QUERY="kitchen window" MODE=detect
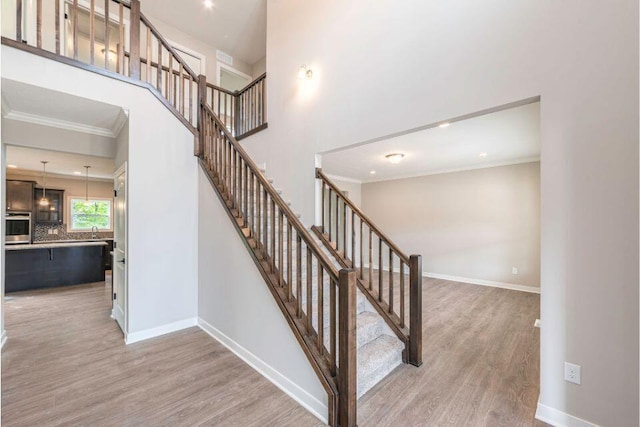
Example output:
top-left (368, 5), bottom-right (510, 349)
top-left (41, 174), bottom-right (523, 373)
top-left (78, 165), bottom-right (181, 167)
top-left (68, 197), bottom-right (113, 231)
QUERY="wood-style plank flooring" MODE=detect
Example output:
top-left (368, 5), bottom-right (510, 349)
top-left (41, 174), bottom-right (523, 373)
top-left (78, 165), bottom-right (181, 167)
top-left (1, 280), bottom-right (322, 427)
top-left (2, 276), bottom-right (545, 426)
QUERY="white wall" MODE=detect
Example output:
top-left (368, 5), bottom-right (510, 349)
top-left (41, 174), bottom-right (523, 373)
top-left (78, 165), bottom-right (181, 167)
top-left (241, 1), bottom-right (639, 425)
top-left (362, 162), bottom-right (540, 289)
top-left (143, 14), bottom-right (254, 83)
top-left (115, 119), bottom-right (129, 170)
top-left (197, 167), bottom-right (327, 422)
top-left (1, 119), bottom-right (116, 158)
top-left (2, 45), bottom-right (199, 338)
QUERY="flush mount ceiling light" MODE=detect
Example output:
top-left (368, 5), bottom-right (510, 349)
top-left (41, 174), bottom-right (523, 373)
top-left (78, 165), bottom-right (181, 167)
top-left (385, 153), bottom-right (405, 164)
top-left (479, 152), bottom-right (488, 158)
top-left (39, 161), bottom-right (49, 207)
top-left (203, 0), bottom-right (214, 9)
top-left (370, 170), bottom-right (376, 175)
top-left (298, 64), bottom-right (313, 80)
top-left (7, 164), bottom-right (17, 169)
top-left (73, 171), bottom-right (82, 175)
top-left (438, 122), bottom-right (450, 128)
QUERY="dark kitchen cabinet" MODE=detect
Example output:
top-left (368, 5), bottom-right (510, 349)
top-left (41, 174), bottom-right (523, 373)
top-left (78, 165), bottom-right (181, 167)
top-left (34, 188), bottom-right (64, 223)
top-left (6, 180), bottom-right (34, 212)
top-left (103, 240), bottom-right (114, 271)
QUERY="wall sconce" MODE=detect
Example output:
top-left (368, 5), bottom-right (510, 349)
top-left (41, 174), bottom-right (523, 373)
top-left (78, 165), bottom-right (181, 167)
top-left (298, 64), bottom-right (313, 80)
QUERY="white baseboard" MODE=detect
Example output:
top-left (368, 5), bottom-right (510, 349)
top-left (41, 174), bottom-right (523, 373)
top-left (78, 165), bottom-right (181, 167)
top-left (1, 330), bottom-right (7, 349)
top-left (125, 317), bottom-right (197, 345)
top-left (197, 317), bottom-right (328, 424)
top-left (535, 402), bottom-right (599, 427)
top-left (424, 272), bottom-right (540, 294)
top-left (363, 263), bottom-right (540, 294)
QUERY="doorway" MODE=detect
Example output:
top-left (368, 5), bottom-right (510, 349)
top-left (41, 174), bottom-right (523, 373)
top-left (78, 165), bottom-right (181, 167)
top-left (112, 163), bottom-right (127, 333)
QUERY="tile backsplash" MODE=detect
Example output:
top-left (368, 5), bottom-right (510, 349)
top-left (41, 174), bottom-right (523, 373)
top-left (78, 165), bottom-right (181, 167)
top-left (34, 223), bottom-right (114, 242)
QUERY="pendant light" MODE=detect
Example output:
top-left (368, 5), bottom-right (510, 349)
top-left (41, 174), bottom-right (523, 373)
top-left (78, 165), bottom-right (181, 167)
top-left (83, 166), bottom-right (92, 206)
top-left (39, 161), bottom-right (49, 207)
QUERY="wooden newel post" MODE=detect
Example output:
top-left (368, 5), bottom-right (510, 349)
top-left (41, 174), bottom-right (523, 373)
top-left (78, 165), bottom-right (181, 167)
top-left (196, 74), bottom-right (207, 157)
top-left (338, 268), bottom-right (357, 427)
top-left (409, 254), bottom-right (423, 367)
top-left (129, 0), bottom-right (141, 79)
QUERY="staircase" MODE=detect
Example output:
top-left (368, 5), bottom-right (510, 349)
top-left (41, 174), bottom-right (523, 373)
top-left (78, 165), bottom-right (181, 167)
top-left (2, 1), bottom-right (422, 424)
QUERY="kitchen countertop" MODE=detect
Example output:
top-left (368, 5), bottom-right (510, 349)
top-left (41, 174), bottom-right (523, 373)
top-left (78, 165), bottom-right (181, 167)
top-left (6, 241), bottom-right (109, 251)
top-left (32, 238), bottom-right (114, 244)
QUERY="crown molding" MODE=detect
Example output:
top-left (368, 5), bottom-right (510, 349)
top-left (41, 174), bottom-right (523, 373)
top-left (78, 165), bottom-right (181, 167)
top-left (7, 168), bottom-right (114, 182)
top-left (3, 110), bottom-right (118, 138)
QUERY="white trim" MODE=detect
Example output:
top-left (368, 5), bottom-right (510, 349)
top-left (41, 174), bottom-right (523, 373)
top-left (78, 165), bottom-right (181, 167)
top-left (361, 157), bottom-right (541, 184)
top-left (363, 263), bottom-right (540, 294)
top-left (216, 62), bottom-right (252, 88)
top-left (325, 174), bottom-right (363, 184)
top-left (535, 402), bottom-right (600, 427)
top-left (424, 271), bottom-right (541, 294)
top-left (125, 317), bottom-right (197, 345)
top-left (4, 111), bottom-right (118, 138)
top-left (198, 318), bottom-right (328, 424)
top-left (1, 330), bottom-right (7, 349)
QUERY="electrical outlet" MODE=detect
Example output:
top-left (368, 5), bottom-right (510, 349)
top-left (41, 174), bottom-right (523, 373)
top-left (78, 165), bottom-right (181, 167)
top-left (564, 362), bottom-right (581, 384)
top-left (512, 267), bottom-right (519, 275)
top-left (53, 229), bottom-right (59, 235)
top-left (47, 229), bottom-right (53, 235)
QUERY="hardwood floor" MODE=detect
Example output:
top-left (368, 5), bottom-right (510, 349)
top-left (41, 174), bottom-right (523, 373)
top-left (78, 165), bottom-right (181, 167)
top-left (2, 276), bottom-right (545, 426)
top-left (358, 277), bottom-right (546, 427)
top-left (1, 281), bottom-right (322, 427)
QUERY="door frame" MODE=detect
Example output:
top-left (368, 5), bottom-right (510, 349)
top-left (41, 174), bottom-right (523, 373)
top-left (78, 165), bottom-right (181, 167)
top-left (169, 39), bottom-right (206, 75)
top-left (216, 62), bottom-right (252, 88)
top-left (112, 162), bottom-right (128, 336)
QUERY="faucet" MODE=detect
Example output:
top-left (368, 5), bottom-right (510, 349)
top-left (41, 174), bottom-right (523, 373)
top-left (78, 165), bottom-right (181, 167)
top-left (91, 226), bottom-right (99, 239)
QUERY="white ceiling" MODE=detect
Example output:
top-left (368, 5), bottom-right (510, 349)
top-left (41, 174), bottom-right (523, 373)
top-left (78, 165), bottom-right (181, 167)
top-left (1, 79), bottom-right (126, 137)
top-left (322, 102), bottom-right (540, 183)
top-left (141, 0), bottom-right (266, 66)
top-left (6, 146), bottom-right (115, 180)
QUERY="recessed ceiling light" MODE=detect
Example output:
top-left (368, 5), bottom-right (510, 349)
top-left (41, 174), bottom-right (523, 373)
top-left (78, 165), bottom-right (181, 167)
top-left (438, 122), bottom-right (450, 128)
top-left (370, 170), bottom-right (376, 175)
top-left (203, 0), bottom-right (214, 9)
top-left (7, 164), bottom-right (17, 169)
top-left (385, 153), bottom-right (405, 164)
top-left (479, 152), bottom-right (487, 158)
top-left (73, 171), bottom-right (82, 175)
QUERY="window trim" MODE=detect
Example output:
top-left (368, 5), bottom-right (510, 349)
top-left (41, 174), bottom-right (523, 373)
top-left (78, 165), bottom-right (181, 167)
top-left (66, 195), bottom-right (114, 233)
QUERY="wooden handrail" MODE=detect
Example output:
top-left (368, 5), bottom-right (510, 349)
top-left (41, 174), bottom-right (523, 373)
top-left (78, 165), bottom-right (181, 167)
top-left (139, 14), bottom-right (198, 80)
top-left (200, 102), bottom-right (357, 426)
top-left (317, 168), bottom-right (410, 263)
top-left (206, 82), bottom-right (236, 97)
top-left (236, 72), bottom-right (266, 96)
top-left (202, 103), bottom-right (338, 281)
top-left (316, 168), bottom-right (423, 367)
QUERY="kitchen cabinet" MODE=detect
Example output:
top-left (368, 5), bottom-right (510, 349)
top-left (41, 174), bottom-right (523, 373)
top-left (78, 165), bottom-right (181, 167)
top-left (5, 242), bottom-right (107, 292)
top-left (34, 188), bottom-right (64, 223)
top-left (6, 180), bottom-right (34, 212)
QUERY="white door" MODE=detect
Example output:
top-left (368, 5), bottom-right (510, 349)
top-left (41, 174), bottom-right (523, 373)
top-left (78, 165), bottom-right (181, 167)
top-left (112, 164), bottom-right (127, 333)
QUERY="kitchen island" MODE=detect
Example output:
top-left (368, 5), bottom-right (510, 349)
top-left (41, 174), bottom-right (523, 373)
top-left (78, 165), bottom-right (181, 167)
top-left (6, 241), bottom-right (108, 293)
